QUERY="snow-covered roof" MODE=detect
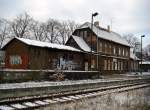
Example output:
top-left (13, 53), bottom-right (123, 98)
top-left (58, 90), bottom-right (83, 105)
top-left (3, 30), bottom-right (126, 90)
top-left (3, 37), bottom-right (81, 52)
top-left (78, 22), bottom-right (130, 46)
top-left (139, 61), bottom-right (150, 64)
top-left (71, 35), bottom-right (91, 52)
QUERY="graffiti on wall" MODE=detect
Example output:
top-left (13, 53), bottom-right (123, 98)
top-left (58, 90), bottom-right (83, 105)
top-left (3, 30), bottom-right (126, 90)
top-left (0, 51), bottom-right (5, 63)
top-left (6, 54), bottom-right (28, 69)
top-left (52, 54), bottom-right (80, 70)
top-left (10, 55), bottom-right (22, 65)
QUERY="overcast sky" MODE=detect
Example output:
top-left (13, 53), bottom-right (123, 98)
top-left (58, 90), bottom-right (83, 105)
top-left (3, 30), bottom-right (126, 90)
top-left (0, 0), bottom-right (149, 47)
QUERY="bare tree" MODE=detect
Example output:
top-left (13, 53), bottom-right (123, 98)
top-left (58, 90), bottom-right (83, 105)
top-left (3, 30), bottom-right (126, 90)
top-left (44, 19), bottom-right (61, 43)
top-left (58, 22), bottom-right (68, 44)
top-left (58, 20), bottom-right (79, 44)
top-left (0, 18), bottom-right (10, 48)
top-left (10, 12), bottom-right (33, 38)
top-left (30, 20), bottom-right (46, 41)
top-left (2, 12), bottom-right (79, 45)
top-left (66, 20), bottom-right (79, 39)
top-left (123, 33), bottom-right (139, 48)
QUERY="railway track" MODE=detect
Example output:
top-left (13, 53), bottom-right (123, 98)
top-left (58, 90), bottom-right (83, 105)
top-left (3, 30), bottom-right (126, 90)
top-left (0, 78), bottom-right (150, 110)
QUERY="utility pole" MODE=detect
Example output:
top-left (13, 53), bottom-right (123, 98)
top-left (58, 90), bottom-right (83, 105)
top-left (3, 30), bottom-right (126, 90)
top-left (140, 35), bottom-right (145, 74)
top-left (90, 12), bottom-right (98, 70)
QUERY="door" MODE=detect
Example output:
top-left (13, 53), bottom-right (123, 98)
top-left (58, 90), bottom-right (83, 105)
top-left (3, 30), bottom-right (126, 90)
top-left (85, 62), bottom-right (88, 71)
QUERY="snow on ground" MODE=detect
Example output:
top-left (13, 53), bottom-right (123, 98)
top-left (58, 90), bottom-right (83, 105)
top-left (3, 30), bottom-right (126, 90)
top-left (1, 69), bottom-right (54, 72)
top-left (0, 72), bottom-right (149, 90)
top-left (0, 78), bottom-right (129, 90)
top-left (0, 79), bottom-right (105, 90)
top-left (1, 69), bottom-right (99, 72)
top-left (0, 105), bottom-right (14, 110)
top-left (125, 72), bottom-right (150, 76)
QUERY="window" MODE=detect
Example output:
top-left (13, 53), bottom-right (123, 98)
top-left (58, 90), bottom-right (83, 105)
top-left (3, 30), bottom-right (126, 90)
top-left (112, 61), bottom-right (114, 70)
top-left (123, 49), bottom-right (125, 56)
top-left (126, 49), bottom-right (129, 57)
top-left (99, 41), bottom-right (102, 52)
top-left (91, 59), bottom-right (95, 69)
top-left (119, 61), bottom-right (121, 70)
top-left (80, 31), bottom-right (84, 37)
top-left (108, 60), bottom-right (110, 70)
top-left (118, 61), bottom-right (122, 70)
top-left (113, 58), bottom-right (117, 70)
top-left (76, 30), bottom-right (80, 36)
top-left (109, 44), bottom-right (111, 54)
top-left (113, 46), bottom-right (116, 55)
top-left (105, 43), bottom-right (107, 53)
top-left (84, 31), bottom-right (87, 39)
top-left (119, 48), bottom-right (121, 56)
top-left (104, 60), bottom-right (107, 70)
top-left (115, 62), bottom-right (117, 70)
top-left (121, 61), bottom-right (123, 70)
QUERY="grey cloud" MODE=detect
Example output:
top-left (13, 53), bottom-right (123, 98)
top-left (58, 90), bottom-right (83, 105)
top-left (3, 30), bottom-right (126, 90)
top-left (0, 0), bottom-right (149, 46)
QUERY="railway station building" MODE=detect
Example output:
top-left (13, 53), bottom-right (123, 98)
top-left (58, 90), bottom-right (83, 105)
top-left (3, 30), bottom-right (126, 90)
top-left (2, 22), bottom-right (139, 74)
top-left (66, 22), bottom-right (133, 74)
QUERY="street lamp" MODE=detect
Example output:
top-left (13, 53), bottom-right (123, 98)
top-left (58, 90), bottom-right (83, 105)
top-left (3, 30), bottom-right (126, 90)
top-left (90, 12), bottom-right (98, 70)
top-left (140, 35), bottom-right (145, 74)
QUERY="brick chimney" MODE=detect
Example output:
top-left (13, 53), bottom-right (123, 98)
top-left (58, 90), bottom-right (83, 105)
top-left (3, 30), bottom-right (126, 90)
top-left (94, 21), bottom-right (99, 27)
top-left (107, 25), bottom-right (111, 32)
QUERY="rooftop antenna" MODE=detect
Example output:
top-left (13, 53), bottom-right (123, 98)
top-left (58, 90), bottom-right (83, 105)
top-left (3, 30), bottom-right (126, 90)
top-left (110, 18), bottom-right (113, 30)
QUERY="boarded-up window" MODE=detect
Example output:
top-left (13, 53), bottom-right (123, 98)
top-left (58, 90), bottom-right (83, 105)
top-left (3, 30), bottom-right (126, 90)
top-left (10, 55), bottom-right (22, 65)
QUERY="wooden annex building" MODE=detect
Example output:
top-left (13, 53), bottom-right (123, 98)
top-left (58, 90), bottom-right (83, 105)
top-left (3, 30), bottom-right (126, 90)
top-left (2, 22), bottom-right (139, 74)
top-left (2, 37), bottom-right (84, 70)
